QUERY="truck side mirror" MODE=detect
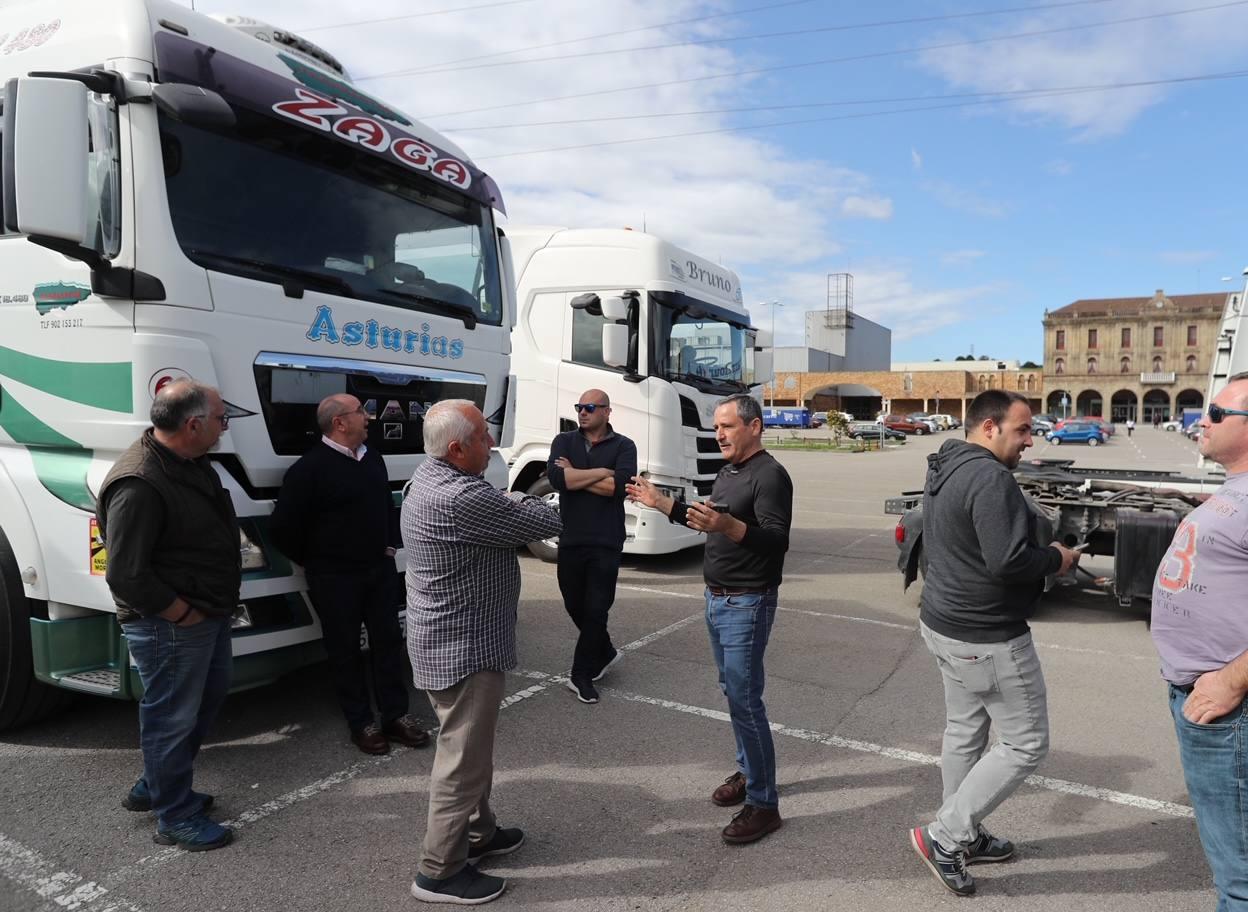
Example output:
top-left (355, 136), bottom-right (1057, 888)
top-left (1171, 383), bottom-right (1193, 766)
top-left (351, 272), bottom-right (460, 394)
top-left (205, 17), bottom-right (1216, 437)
top-left (602, 324), bottom-right (629, 369)
top-left (3, 77), bottom-right (89, 242)
top-left (600, 295), bottom-right (629, 322)
top-left (755, 349), bottom-right (774, 386)
top-left (151, 83), bottom-right (236, 130)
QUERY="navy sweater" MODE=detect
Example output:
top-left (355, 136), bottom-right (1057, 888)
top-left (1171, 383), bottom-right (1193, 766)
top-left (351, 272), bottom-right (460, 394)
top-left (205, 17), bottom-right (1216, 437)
top-left (546, 428), bottom-right (638, 550)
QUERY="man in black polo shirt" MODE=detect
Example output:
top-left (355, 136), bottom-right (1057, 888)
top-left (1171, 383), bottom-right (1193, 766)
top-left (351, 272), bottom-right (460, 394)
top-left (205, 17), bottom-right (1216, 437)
top-left (627, 393), bottom-right (792, 845)
top-left (547, 389), bottom-right (638, 705)
top-left (270, 393), bottom-right (429, 755)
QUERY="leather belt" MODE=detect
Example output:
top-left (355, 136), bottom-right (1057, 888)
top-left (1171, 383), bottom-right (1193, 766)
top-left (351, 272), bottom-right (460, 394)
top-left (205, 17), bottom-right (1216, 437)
top-left (706, 586), bottom-right (768, 596)
top-left (1172, 681), bottom-right (1196, 695)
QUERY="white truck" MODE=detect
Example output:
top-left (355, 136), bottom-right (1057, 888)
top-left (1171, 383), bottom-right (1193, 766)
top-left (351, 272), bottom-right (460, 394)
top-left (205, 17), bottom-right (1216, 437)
top-left (502, 227), bottom-right (770, 559)
top-left (0, 0), bottom-right (514, 729)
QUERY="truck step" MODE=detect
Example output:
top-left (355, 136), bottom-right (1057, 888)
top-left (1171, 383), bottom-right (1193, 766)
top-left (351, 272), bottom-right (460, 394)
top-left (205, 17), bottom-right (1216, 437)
top-left (57, 668), bottom-right (122, 695)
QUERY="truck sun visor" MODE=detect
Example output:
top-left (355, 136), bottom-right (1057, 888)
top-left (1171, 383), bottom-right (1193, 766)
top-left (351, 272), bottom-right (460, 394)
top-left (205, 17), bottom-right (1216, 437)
top-left (152, 31), bottom-right (505, 214)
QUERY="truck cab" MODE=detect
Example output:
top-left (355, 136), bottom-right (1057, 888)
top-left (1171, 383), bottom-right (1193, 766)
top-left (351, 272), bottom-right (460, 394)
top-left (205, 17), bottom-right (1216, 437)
top-left (503, 227), bottom-right (769, 558)
top-left (0, 0), bottom-right (511, 728)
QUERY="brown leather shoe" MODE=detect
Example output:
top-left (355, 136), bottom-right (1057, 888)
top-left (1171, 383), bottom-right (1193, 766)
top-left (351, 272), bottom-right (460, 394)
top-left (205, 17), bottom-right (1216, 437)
top-left (351, 722), bottom-right (390, 755)
top-left (383, 714), bottom-right (431, 749)
top-left (711, 771), bottom-right (746, 807)
top-left (721, 805), bottom-right (782, 845)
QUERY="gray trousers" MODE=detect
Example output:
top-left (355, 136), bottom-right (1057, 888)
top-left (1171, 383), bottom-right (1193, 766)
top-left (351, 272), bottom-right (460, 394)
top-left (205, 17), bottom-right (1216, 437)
top-left (419, 670), bottom-right (504, 880)
top-left (920, 621), bottom-right (1050, 848)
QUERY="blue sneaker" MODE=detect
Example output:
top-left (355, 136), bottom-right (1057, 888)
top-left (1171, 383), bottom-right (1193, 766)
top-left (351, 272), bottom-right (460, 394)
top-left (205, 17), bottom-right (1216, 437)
top-left (909, 825), bottom-right (974, 896)
top-left (153, 813), bottom-right (233, 852)
top-left (122, 778), bottom-right (213, 815)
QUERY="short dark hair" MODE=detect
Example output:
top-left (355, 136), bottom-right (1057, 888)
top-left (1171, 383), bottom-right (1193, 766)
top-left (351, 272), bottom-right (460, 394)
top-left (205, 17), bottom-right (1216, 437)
top-left (1227, 372), bottom-right (1248, 408)
top-left (150, 380), bottom-right (213, 431)
top-left (965, 390), bottom-right (1030, 431)
top-left (718, 393), bottom-right (763, 427)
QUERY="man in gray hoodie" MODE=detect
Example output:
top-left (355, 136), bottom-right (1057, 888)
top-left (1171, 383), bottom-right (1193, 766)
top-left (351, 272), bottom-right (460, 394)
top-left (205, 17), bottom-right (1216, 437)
top-left (908, 389), bottom-right (1080, 897)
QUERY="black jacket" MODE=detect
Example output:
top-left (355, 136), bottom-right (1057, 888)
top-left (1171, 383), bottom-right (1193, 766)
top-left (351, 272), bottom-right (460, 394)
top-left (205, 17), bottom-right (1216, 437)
top-left (918, 439), bottom-right (1061, 643)
top-left (96, 431), bottom-right (241, 623)
top-left (547, 427), bottom-right (637, 550)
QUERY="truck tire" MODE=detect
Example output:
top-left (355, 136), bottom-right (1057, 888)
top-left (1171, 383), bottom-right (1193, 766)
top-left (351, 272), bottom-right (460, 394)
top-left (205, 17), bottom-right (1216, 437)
top-left (0, 527), bottom-right (72, 731)
top-left (524, 477), bottom-right (560, 563)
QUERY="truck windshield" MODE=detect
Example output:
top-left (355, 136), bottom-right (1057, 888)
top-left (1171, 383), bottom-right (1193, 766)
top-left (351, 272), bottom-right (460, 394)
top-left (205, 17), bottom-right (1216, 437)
top-left (158, 108), bottom-right (503, 326)
top-left (650, 296), bottom-right (755, 392)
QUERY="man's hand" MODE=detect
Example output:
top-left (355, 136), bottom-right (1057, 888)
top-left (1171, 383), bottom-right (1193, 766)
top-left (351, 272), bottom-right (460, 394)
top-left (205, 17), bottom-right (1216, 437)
top-left (1184, 669), bottom-right (1248, 724)
top-left (1051, 542), bottom-right (1081, 576)
top-left (159, 596), bottom-right (203, 627)
top-left (554, 456), bottom-right (572, 469)
top-left (626, 475), bottom-right (675, 516)
top-left (686, 501), bottom-right (734, 535)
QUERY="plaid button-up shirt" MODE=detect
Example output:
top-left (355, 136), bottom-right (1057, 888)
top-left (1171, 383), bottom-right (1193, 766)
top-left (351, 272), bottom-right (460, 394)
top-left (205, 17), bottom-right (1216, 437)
top-left (401, 456), bottom-right (562, 691)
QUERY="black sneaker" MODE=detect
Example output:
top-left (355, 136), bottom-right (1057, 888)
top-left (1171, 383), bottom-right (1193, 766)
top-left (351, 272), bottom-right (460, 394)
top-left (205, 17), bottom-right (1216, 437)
top-left (566, 677), bottom-right (599, 704)
top-left (592, 648), bottom-right (623, 682)
top-left (411, 865), bottom-right (506, 905)
top-left (909, 825), bottom-right (975, 896)
top-left (965, 825), bottom-right (1014, 864)
top-left (468, 827), bottom-right (525, 863)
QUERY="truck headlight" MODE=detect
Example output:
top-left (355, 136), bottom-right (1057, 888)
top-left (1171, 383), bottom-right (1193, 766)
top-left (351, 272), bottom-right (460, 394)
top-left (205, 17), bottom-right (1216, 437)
top-left (239, 524), bottom-right (268, 571)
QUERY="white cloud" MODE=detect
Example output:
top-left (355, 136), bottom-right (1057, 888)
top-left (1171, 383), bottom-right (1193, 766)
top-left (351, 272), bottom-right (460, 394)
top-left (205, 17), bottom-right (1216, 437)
top-left (911, 147), bottom-right (923, 170)
top-left (917, 1), bottom-right (1248, 139)
top-left (841, 195), bottom-right (894, 220)
top-left (941, 249), bottom-right (986, 266)
top-left (922, 180), bottom-right (1007, 218)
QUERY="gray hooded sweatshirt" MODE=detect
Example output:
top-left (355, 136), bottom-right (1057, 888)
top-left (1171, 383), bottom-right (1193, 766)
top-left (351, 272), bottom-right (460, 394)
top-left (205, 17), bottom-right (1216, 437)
top-left (919, 438), bottom-right (1061, 643)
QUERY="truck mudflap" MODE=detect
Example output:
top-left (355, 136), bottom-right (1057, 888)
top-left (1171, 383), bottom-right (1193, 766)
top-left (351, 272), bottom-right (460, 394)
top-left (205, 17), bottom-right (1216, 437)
top-left (1112, 508), bottom-right (1182, 607)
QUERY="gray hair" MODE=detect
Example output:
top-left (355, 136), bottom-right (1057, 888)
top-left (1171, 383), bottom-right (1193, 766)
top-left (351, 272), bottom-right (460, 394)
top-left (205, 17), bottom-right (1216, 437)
top-left (316, 395), bottom-right (358, 434)
top-left (717, 393), bottom-right (763, 427)
top-left (423, 399), bottom-right (479, 459)
top-left (150, 380), bottom-right (214, 431)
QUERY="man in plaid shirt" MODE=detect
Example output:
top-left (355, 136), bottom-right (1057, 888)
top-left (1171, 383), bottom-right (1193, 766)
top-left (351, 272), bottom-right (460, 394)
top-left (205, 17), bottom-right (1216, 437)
top-left (402, 400), bottom-right (561, 906)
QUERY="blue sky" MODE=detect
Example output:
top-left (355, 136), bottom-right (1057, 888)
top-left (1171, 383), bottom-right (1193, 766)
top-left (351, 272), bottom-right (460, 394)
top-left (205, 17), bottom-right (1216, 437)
top-left (192, 0), bottom-right (1248, 363)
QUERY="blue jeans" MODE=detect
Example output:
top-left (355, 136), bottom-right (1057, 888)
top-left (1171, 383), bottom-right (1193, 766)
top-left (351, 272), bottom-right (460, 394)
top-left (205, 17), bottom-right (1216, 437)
top-left (1170, 684), bottom-right (1248, 911)
top-left (122, 615), bottom-right (232, 829)
top-left (705, 587), bottom-right (779, 810)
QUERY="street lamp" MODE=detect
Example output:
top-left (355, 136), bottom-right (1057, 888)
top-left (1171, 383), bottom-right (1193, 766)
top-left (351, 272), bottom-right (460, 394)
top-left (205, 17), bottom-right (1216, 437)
top-left (758, 299), bottom-right (783, 406)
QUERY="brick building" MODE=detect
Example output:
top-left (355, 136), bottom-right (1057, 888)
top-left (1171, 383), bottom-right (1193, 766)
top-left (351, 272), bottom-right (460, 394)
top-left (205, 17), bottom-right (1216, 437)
top-left (1042, 289), bottom-right (1223, 422)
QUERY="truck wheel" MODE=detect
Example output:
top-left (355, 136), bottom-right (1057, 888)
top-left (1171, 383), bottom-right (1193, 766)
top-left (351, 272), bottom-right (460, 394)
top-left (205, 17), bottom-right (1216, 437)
top-left (1088, 437), bottom-right (1100, 447)
top-left (524, 477), bottom-right (560, 562)
top-left (0, 528), bottom-right (72, 731)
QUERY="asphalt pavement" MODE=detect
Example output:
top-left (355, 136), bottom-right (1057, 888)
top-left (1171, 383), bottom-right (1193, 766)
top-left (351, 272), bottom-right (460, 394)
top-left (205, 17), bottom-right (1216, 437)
top-left (0, 426), bottom-right (1218, 911)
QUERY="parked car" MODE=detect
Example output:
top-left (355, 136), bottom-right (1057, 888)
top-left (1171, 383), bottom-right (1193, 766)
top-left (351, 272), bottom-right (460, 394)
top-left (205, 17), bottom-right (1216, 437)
top-left (849, 421), bottom-right (905, 440)
top-left (907, 413), bottom-right (940, 433)
top-left (1055, 416), bottom-right (1114, 436)
top-left (1047, 421), bottom-right (1106, 446)
top-left (809, 413), bottom-right (826, 428)
top-left (1031, 417), bottom-right (1054, 437)
top-left (929, 414), bottom-right (960, 430)
top-left (1185, 423), bottom-right (1203, 441)
top-left (880, 415), bottom-right (929, 435)
top-left (1161, 418), bottom-right (1183, 431)
top-left (1034, 413), bottom-right (1058, 425)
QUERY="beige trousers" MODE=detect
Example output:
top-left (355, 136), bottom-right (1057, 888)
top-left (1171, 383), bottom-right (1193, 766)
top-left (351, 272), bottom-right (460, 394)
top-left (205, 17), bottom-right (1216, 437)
top-left (418, 669), bottom-right (504, 880)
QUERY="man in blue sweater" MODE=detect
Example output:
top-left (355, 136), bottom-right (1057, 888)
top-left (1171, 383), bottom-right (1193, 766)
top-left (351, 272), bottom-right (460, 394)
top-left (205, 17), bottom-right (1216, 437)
top-left (547, 389), bottom-right (638, 705)
top-left (271, 394), bottom-right (429, 755)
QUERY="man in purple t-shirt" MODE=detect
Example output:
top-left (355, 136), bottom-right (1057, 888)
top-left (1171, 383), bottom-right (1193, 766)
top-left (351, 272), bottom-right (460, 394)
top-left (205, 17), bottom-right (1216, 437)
top-left (1151, 371), bottom-right (1248, 910)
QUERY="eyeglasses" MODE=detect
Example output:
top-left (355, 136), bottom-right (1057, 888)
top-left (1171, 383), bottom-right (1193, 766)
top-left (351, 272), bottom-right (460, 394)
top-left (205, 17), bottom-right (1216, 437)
top-left (573, 403), bottom-right (609, 414)
top-left (199, 413), bottom-right (229, 429)
top-left (1208, 403), bottom-right (1248, 423)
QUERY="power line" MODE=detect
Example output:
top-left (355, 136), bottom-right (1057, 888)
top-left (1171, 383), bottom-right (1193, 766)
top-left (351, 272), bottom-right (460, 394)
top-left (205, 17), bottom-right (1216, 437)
top-left (473, 70), bottom-right (1248, 160)
top-left (356, 0), bottom-right (823, 78)
top-left (364, 0), bottom-right (1126, 80)
top-left (441, 69), bottom-right (1248, 132)
top-left (422, 0), bottom-right (1248, 121)
top-left (296, 0), bottom-right (539, 33)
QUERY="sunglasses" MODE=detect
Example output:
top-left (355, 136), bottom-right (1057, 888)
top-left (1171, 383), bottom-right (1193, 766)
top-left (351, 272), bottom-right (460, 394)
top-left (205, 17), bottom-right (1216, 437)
top-left (1208, 404), bottom-right (1248, 424)
top-left (573, 403), bottom-right (609, 414)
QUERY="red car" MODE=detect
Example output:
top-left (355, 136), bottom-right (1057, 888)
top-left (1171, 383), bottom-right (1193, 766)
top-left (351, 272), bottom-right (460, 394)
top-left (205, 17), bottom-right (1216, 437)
top-left (879, 415), bottom-right (929, 435)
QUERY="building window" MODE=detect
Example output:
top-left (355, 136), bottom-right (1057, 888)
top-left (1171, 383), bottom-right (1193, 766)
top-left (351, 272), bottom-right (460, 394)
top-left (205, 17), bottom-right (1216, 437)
top-left (1120, 356), bottom-right (1131, 373)
top-left (1153, 355), bottom-right (1163, 372)
top-left (1017, 374), bottom-right (1026, 390)
top-left (903, 372), bottom-right (913, 392)
top-left (1121, 327), bottom-right (1131, 348)
top-left (1087, 357), bottom-right (1097, 374)
top-left (1154, 325), bottom-right (1164, 347)
top-left (1027, 374), bottom-right (1036, 391)
top-left (1055, 329), bottom-right (1065, 350)
top-left (1187, 325), bottom-right (1197, 347)
top-left (1054, 358), bottom-right (1065, 375)
top-left (1186, 354), bottom-right (1197, 372)
top-left (1088, 328), bottom-right (1098, 349)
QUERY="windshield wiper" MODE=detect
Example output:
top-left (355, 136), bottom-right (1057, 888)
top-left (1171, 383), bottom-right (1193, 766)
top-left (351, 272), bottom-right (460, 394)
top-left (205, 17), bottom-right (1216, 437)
top-left (374, 288), bottom-right (478, 330)
top-left (189, 251), bottom-right (357, 299)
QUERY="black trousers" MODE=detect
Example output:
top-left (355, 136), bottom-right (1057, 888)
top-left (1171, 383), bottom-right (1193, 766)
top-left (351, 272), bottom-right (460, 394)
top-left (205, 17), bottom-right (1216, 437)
top-left (557, 545), bottom-right (621, 680)
top-left (306, 563), bottom-right (409, 733)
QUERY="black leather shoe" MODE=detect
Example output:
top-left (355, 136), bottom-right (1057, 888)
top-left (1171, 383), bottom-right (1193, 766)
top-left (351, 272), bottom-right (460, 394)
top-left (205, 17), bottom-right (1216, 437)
top-left (383, 715), bottom-right (431, 748)
top-left (351, 722), bottom-right (390, 755)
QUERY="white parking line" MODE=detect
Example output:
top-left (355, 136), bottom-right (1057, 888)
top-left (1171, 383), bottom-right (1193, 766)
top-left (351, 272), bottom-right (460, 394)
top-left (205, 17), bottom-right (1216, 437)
top-left (0, 833), bottom-right (142, 912)
top-left (514, 673), bottom-right (1194, 820)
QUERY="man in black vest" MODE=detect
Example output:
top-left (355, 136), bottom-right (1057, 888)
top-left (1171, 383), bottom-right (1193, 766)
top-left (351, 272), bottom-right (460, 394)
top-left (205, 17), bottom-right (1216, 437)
top-left (270, 394), bottom-right (429, 755)
top-left (547, 389), bottom-right (638, 705)
top-left (97, 380), bottom-right (239, 852)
